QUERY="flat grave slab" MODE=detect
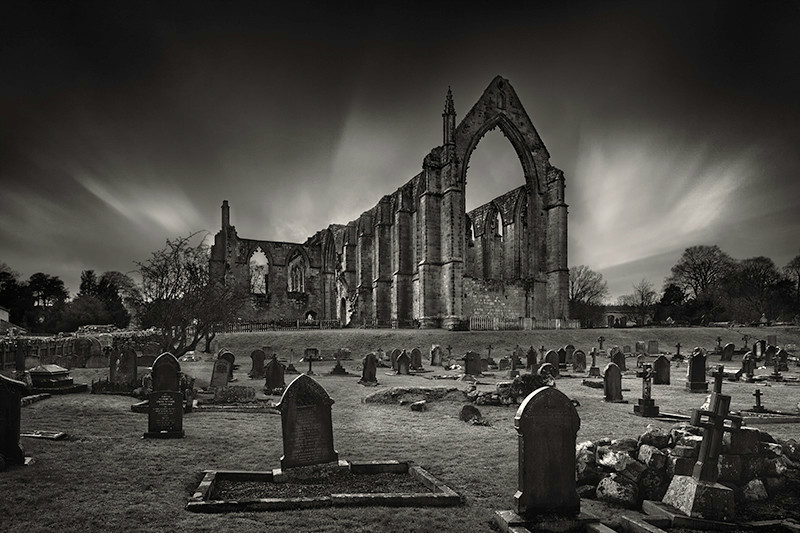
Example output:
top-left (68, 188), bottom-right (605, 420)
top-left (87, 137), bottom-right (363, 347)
top-left (20, 430), bottom-right (66, 440)
top-left (186, 460), bottom-right (460, 513)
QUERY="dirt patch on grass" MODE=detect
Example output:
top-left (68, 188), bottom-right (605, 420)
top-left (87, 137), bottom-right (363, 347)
top-left (212, 470), bottom-right (431, 499)
top-left (363, 387), bottom-right (466, 404)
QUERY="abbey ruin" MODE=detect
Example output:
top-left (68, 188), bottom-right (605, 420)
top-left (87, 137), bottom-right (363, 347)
top-left (210, 76), bottom-right (569, 330)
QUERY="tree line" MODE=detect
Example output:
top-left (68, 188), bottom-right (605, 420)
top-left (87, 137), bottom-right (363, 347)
top-left (570, 245), bottom-right (800, 326)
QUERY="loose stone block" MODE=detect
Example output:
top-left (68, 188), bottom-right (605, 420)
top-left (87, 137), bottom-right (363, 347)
top-left (662, 475), bottom-right (735, 521)
top-left (638, 444), bottom-right (667, 470)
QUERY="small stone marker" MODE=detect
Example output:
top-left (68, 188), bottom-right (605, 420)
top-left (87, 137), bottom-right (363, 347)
top-left (634, 363), bottom-right (659, 417)
top-left (462, 351), bottom-right (482, 376)
top-left (647, 340), bottom-right (659, 354)
top-left (636, 354), bottom-right (645, 368)
top-left (410, 348), bottom-right (423, 370)
top-left (752, 388), bottom-right (765, 412)
top-left (597, 336), bottom-right (605, 350)
top-left (249, 349), bottom-right (267, 379)
top-left (498, 357), bottom-right (511, 371)
top-left (635, 341), bottom-right (646, 354)
top-left (359, 353), bottom-right (378, 386)
top-left (304, 348), bottom-right (318, 375)
top-left (611, 350), bottom-right (626, 371)
top-left (151, 352), bottom-right (181, 392)
top-left (526, 346), bottom-right (537, 369)
top-left (264, 355), bottom-right (286, 394)
top-left (623, 345), bottom-right (631, 355)
top-left (663, 366), bottom-right (742, 521)
top-left (603, 363), bottom-right (625, 403)
top-left (513, 387), bottom-right (581, 516)
top-left (572, 350), bottom-right (586, 373)
top-left (396, 351), bottom-right (411, 375)
top-left (685, 348), bottom-right (708, 392)
top-left (277, 374), bottom-right (338, 469)
top-left (0, 373), bottom-right (28, 468)
top-left (210, 358), bottom-right (231, 389)
top-left (588, 348), bottom-right (600, 377)
top-left (741, 352), bottom-right (756, 381)
top-left (218, 350), bottom-right (235, 381)
top-left (721, 343), bottom-right (734, 362)
top-left (652, 355), bottom-right (670, 385)
top-left (544, 350), bottom-right (560, 377)
top-left (430, 345), bottom-right (442, 367)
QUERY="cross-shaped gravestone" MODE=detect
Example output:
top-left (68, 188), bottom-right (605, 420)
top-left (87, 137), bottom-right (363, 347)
top-left (446, 345), bottom-right (452, 360)
top-left (675, 343), bottom-right (681, 357)
top-left (711, 365), bottom-right (725, 394)
top-left (305, 348), bottom-right (318, 375)
top-left (752, 388), bottom-right (765, 412)
top-left (770, 354), bottom-right (783, 381)
top-left (588, 348), bottom-right (600, 377)
top-left (597, 336), bottom-right (605, 350)
top-left (690, 386), bottom-right (742, 481)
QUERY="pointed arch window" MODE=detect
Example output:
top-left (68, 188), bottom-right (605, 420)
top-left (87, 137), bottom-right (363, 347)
top-left (288, 251), bottom-right (306, 293)
top-left (249, 248), bottom-right (269, 295)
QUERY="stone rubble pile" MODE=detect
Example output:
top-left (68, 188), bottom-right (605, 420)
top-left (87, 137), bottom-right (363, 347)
top-left (576, 423), bottom-right (800, 509)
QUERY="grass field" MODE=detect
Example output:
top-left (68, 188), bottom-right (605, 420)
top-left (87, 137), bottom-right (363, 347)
top-left (4, 326), bottom-right (800, 533)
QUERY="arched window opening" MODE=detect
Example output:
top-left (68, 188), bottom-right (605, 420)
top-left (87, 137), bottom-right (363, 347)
top-left (288, 251), bottom-right (306, 293)
top-left (249, 248), bottom-right (269, 295)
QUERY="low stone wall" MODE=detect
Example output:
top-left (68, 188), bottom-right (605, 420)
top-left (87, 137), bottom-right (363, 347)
top-left (576, 423), bottom-right (800, 509)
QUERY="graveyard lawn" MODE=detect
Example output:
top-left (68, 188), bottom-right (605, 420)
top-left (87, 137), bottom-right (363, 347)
top-left (4, 326), bottom-right (800, 532)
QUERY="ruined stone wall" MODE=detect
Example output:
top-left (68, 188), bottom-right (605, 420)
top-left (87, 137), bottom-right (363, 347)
top-left (462, 277), bottom-right (528, 319)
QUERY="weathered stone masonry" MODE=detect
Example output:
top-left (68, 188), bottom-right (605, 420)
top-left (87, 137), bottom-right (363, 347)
top-left (210, 76), bottom-right (569, 330)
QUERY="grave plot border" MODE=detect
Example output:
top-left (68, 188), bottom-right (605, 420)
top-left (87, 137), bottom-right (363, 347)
top-left (186, 460), bottom-right (461, 513)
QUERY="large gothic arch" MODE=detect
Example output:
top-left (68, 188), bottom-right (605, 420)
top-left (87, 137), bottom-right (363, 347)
top-left (210, 76), bottom-right (568, 328)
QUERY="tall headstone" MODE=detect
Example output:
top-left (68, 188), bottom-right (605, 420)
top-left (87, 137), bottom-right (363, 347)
top-left (564, 344), bottom-right (575, 365)
top-left (430, 345), bottom-right (442, 367)
top-left (151, 352), bottom-right (180, 392)
top-left (210, 359), bottom-right (231, 389)
top-left (777, 349), bottom-right (789, 372)
top-left (391, 349), bottom-right (402, 371)
top-left (396, 351), bottom-right (411, 375)
top-left (588, 348), bottom-right (601, 377)
top-left (512, 387), bottom-right (581, 517)
top-left (359, 353), bottom-right (378, 385)
top-left (572, 350), bottom-right (586, 373)
top-left (720, 343), bottom-right (735, 362)
top-left (264, 355), bottom-right (286, 394)
top-left (462, 351), bottom-right (482, 376)
top-left (753, 340), bottom-right (766, 360)
top-left (647, 340), bottom-right (659, 355)
top-left (603, 363), bottom-right (625, 403)
top-left (557, 347), bottom-right (567, 366)
top-left (686, 349), bottom-right (708, 392)
top-left (611, 350), bottom-right (627, 372)
top-left (249, 349), bottom-right (267, 379)
top-left (0, 374), bottom-right (28, 468)
top-left (652, 355), bottom-right (670, 385)
top-left (764, 345), bottom-right (777, 367)
top-left (410, 348), bottom-right (423, 370)
top-left (741, 352), bottom-right (756, 382)
top-left (277, 374), bottom-right (338, 469)
top-left (218, 350), bottom-right (235, 381)
top-left (526, 346), bottom-right (538, 369)
top-left (544, 350), bottom-right (560, 378)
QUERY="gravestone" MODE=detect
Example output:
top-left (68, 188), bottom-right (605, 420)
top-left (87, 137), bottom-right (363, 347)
top-left (573, 350), bottom-right (586, 373)
top-left (603, 363), bottom-right (625, 403)
top-left (663, 367), bottom-right (741, 521)
top-left (564, 344), bottom-right (575, 365)
top-left (151, 353), bottom-right (181, 392)
top-left (481, 358), bottom-right (490, 373)
top-left (264, 355), bottom-right (286, 394)
top-left (647, 340), bottom-right (659, 354)
top-left (741, 352), bottom-right (756, 382)
top-left (511, 387), bottom-right (581, 517)
top-left (751, 388), bottom-right (765, 412)
top-left (766, 334), bottom-right (777, 347)
top-left (430, 345), bottom-right (443, 367)
top-left (218, 350), bottom-right (235, 381)
top-left (623, 345), bottom-right (631, 355)
top-left (304, 348), bottom-right (319, 375)
top-left (611, 350), bottom-right (626, 372)
top-left (210, 359), bottom-right (231, 389)
top-left (597, 336), bottom-right (605, 350)
top-left (396, 351), bottom-right (411, 375)
top-left (359, 353), bottom-right (378, 385)
top-left (144, 390), bottom-right (184, 439)
top-left (636, 354), bottom-right (645, 368)
top-left (652, 355), bottom-right (670, 385)
top-left (110, 344), bottom-right (138, 387)
top-left (721, 343), bottom-right (735, 362)
top-left (249, 349), bottom-right (267, 379)
top-left (277, 374), bottom-right (338, 469)
top-left (686, 349), bottom-right (708, 392)
top-left (777, 349), bottom-right (789, 372)
top-left (410, 348), bottom-right (423, 370)
top-left (544, 350), bottom-right (560, 378)
top-left (764, 345), bottom-right (777, 367)
top-left (498, 357), bottom-right (511, 371)
top-left (538, 363), bottom-right (557, 379)
top-left (588, 348), bottom-right (601, 377)
top-left (526, 346), bottom-right (537, 369)
top-left (635, 341), bottom-right (646, 354)
top-left (753, 340), bottom-right (766, 360)
top-left (0, 374), bottom-right (28, 468)
top-left (462, 351), bottom-right (482, 376)
top-left (391, 349), bottom-right (402, 371)
top-left (634, 364), bottom-right (659, 417)
top-left (557, 347), bottom-right (567, 366)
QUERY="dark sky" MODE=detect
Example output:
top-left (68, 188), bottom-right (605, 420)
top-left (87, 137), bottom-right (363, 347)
top-left (1, 1), bottom-right (799, 300)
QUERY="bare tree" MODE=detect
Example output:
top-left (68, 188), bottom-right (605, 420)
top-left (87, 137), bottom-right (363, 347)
top-left (667, 245), bottom-right (735, 299)
top-left (618, 278), bottom-right (658, 326)
top-left (785, 253), bottom-right (800, 312)
top-left (569, 265), bottom-right (609, 305)
top-left (136, 233), bottom-right (249, 358)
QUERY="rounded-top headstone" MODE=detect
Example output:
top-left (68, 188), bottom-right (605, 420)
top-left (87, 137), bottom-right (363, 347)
top-left (151, 352), bottom-right (181, 392)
